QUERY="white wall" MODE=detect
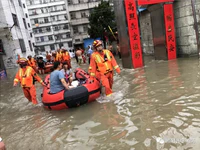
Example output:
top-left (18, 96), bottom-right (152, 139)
top-left (0, 0), bottom-right (35, 68)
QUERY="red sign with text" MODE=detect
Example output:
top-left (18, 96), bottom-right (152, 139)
top-left (124, 0), bottom-right (143, 68)
top-left (164, 4), bottom-right (176, 60)
top-left (138, 0), bottom-right (174, 5)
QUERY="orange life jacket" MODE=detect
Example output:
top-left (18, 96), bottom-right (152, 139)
top-left (56, 52), bottom-right (62, 61)
top-left (16, 67), bottom-right (34, 87)
top-left (28, 58), bottom-right (36, 67)
top-left (94, 50), bottom-right (113, 74)
top-left (14, 66), bottom-right (43, 87)
top-left (62, 52), bottom-right (70, 61)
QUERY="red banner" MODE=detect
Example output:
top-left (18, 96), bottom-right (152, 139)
top-left (124, 0), bottom-right (143, 68)
top-left (138, 0), bottom-right (174, 5)
top-left (164, 4), bottom-right (176, 60)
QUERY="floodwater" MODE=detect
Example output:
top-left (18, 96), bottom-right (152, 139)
top-left (1, 56), bottom-right (200, 150)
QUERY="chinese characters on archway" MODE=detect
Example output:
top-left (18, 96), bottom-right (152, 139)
top-left (124, 0), bottom-right (143, 68)
top-left (164, 4), bottom-right (176, 60)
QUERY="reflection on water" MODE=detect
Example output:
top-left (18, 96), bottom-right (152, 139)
top-left (1, 57), bottom-right (200, 149)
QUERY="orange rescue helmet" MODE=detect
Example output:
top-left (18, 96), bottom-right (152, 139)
top-left (93, 40), bottom-right (102, 48)
top-left (18, 58), bottom-right (28, 64)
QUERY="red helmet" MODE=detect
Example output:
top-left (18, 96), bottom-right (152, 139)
top-left (18, 58), bottom-right (28, 64)
top-left (93, 40), bottom-right (102, 48)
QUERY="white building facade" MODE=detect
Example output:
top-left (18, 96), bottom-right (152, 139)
top-left (67, 0), bottom-right (101, 47)
top-left (0, 0), bottom-right (35, 69)
top-left (26, 0), bottom-right (72, 53)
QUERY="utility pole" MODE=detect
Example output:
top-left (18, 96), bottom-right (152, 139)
top-left (191, 0), bottom-right (200, 57)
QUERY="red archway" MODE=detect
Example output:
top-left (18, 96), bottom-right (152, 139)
top-left (124, 0), bottom-right (176, 68)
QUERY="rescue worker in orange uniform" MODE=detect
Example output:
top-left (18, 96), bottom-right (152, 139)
top-left (89, 40), bottom-right (120, 96)
top-left (27, 55), bottom-right (37, 71)
top-left (55, 49), bottom-right (63, 62)
top-left (13, 58), bottom-right (46, 105)
top-left (46, 51), bottom-right (52, 63)
top-left (61, 48), bottom-right (71, 68)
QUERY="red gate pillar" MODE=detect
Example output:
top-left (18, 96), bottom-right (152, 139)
top-left (124, 0), bottom-right (143, 68)
top-left (164, 3), bottom-right (177, 60)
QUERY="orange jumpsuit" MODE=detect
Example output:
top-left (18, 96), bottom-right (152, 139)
top-left (89, 49), bottom-right (120, 96)
top-left (55, 52), bottom-right (63, 62)
top-left (28, 58), bottom-right (37, 71)
top-left (14, 66), bottom-right (43, 104)
top-left (62, 51), bottom-right (71, 68)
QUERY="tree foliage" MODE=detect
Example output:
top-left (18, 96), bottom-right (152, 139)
top-left (88, 1), bottom-right (116, 39)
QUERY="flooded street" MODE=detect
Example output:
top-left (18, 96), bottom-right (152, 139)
top-left (1, 56), bottom-right (200, 150)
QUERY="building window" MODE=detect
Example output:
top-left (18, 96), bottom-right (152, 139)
top-left (59, 43), bottom-right (63, 48)
top-left (50, 44), bottom-right (55, 50)
top-left (28, 23), bottom-right (30, 28)
top-left (40, 46), bottom-right (45, 51)
top-left (51, 16), bottom-right (55, 21)
top-left (23, 18), bottom-right (27, 29)
top-left (48, 36), bottom-right (53, 41)
top-left (54, 26), bottom-right (59, 31)
top-left (23, 3), bottom-right (26, 8)
top-left (68, 41), bottom-right (72, 47)
top-left (28, 40), bottom-right (33, 51)
top-left (19, 39), bottom-right (26, 52)
top-left (12, 14), bottom-right (19, 27)
top-left (46, 27), bottom-right (51, 32)
top-left (66, 33), bottom-right (70, 38)
top-left (25, 13), bottom-right (28, 18)
top-left (64, 15), bottom-right (68, 20)
top-left (70, 12), bottom-right (76, 19)
top-left (32, 43), bottom-right (35, 47)
top-left (44, 17), bottom-right (49, 23)
top-left (0, 39), bottom-right (5, 54)
top-left (73, 26), bottom-right (78, 34)
top-left (83, 25), bottom-right (88, 32)
top-left (30, 33), bottom-right (32, 37)
top-left (63, 24), bottom-right (69, 30)
top-left (39, 28), bottom-right (42, 33)
top-left (34, 19), bottom-right (38, 24)
top-left (41, 37), bottom-right (44, 42)
top-left (81, 12), bottom-right (86, 18)
top-left (18, 0), bottom-right (22, 7)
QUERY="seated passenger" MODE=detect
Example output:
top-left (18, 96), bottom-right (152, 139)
top-left (37, 57), bottom-right (45, 74)
top-left (61, 61), bottom-right (73, 85)
top-left (50, 61), bottom-right (69, 94)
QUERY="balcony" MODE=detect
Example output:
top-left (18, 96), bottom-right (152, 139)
top-left (27, 1), bottom-right (65, 10)
top-left (49, 10), bottom-right (67, 16)
top-left (51, 19), bottom-right (69, 25)
top-left (55, 38), bottom-right (73, 43)
top-left (29, 10), bottom-right (67, 19)
top-left (34, 31), bottom-right (53, 37)
top-left (68, 1), bottom-right (100, 12)
top-left (70, 18), bottom-right (89, 26)
top-left (53, 28), bottom-right (70, 34)
top-left (32, 22), bottom-right (52, 28)
top-left (73, 33), bottom-right (89, 44)
top-left (35, 40), bottom-right (55, 46)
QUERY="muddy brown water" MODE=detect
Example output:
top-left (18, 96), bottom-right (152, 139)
top-left (1, 57), bottom-right (200, 150)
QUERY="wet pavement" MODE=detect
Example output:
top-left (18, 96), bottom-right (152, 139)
top-left (1, 56), bottom-right (200, 150)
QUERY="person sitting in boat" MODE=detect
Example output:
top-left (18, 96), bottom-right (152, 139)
top-left (61, 61), bottom-right (73, 86)
top-left (50, 61), bottom-right (69, 94)
top-left (37, 57), bottom-right (45, 74)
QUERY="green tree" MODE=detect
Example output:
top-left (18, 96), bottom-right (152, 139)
top-left (88, 1), bottom-right (116, 39)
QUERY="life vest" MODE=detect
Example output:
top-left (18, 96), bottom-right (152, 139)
top-left (56, 52), bottom-right (62, 61)
top-left (18, 67), bottom-right (34, 87)
top-left (94, 50), bottom-right (113, 74)
top-left (62, 52), bottom-right (70, 61)
top-left (28, 58), bottom-right (36, 67)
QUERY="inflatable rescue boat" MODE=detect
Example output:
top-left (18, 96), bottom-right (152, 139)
top-left (42, 68), bottom-right (101, 110)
